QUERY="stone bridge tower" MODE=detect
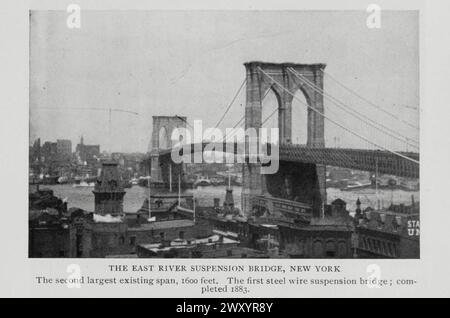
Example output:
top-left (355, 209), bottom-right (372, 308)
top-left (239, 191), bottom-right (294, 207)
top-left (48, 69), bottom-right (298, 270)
top-left (242, 62), bottom-right (327, 216)
top-left (149, 116), bottom-right (187, 184)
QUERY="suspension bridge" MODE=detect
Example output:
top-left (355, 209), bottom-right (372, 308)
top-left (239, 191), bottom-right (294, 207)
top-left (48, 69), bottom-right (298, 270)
top-left (145, 61), bottom-right (419, 217)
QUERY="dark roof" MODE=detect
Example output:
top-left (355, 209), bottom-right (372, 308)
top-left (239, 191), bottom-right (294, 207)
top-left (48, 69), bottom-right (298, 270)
top-left (331, 198), bottom-right (347, 205)
top-left (128, 219), bottom-right (195, 231)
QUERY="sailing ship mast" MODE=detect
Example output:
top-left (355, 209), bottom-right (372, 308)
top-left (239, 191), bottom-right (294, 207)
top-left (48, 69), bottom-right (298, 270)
top-left (193, 194), bottom-right (196, 223)
top-left (375, 156), bottom-right (380, 210)
top-left (169, 164), bottom-right (173, 192)
top-left (148, 176), bottom-right (152, 221)
top-left (178, 173), bottom-right (181, 208)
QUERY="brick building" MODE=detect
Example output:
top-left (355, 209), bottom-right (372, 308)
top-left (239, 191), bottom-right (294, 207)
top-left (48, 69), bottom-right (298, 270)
top-left (29, 188), bottom-right (75, 258)
top-left (277, 199), bottom-right (355, 258)
top-left (354, 199), bottom-right (420, 259)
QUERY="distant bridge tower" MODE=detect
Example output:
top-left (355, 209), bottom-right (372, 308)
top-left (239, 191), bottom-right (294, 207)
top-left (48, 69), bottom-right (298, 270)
top-left (149, 116), bottom-right (187, 185)
top-left (242, 62), bottom-right (327, 216)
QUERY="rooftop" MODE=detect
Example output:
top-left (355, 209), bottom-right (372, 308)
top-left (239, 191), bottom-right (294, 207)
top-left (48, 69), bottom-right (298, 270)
top-left (128, 219), bottom-right (195, 231)
top-left (139, 234), bottom-right (239, 252)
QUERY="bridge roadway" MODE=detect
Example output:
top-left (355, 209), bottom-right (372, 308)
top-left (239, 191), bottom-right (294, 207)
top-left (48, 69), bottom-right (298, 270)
top-left (157, 142), bottom-right (419, 179)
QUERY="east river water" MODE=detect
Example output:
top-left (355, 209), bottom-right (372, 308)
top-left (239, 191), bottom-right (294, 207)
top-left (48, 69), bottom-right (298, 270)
top-left (39, 184), bottom-right (418, 214)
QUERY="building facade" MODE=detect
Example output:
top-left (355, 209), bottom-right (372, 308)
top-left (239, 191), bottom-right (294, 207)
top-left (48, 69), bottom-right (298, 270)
top-left (355, 201), bottom-right (420, 259)
top-left (56, 139), bottom-right (72, 161)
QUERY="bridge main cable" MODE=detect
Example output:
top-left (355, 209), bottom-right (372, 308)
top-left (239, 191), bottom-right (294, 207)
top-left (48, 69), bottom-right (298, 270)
top-left (257, 66), bottom-right (419, 164)
top-left (219, 77), bottom-right (363, 166)
top-left (287, 67), bottom-right (419, 148)
top-left (320, 69), bottom-right (419, 131)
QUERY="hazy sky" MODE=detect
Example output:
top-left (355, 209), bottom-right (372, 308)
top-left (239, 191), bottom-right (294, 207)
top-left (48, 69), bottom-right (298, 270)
top-left (30, 10), bottom-right (419, 153)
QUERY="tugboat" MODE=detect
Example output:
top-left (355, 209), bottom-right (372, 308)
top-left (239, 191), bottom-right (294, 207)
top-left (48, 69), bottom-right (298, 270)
top-left (193, 176), bottom-right (212, 187)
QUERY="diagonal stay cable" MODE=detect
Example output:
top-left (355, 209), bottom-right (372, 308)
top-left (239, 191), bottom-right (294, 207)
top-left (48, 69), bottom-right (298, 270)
top-left (288, 67), bottom-right (419, 148)
top-left (289, 67), bottom-right (419, 147)
top-left (321, 69), bottom-right (419, 131)
top-left (259, 70), bottom-right (364, 167)
top-left (258, 66), bottom-right (419, 165)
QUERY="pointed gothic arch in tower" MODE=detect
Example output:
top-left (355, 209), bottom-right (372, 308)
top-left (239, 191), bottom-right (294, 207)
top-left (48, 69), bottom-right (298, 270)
top-left (149, 116), bottom-right (187, 183)
top-left (242, 62), bottom-right (327, 217)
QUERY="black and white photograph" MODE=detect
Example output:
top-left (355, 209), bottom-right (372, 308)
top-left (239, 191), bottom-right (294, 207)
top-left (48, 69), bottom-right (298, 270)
top-left (2, 0), bottom-right (450, 301)
top-left (28, 9), bottom-right (420, 259)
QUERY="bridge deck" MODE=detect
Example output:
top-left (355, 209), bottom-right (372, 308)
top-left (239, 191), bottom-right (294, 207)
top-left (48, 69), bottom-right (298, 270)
top-left (156, 142), bottom-right (419, 178)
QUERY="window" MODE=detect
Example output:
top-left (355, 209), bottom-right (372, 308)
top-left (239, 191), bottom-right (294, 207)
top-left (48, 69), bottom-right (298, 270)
top-left (368, 239), bottom-right (373, 251)
top-left (363, 238), bottom-right (368, 250)
top-left (338, 242), bottom-right (347, 258)
top-left (227, 250), bottom-right (233, 257)
top-left (375, 240), bottom-right (380, 253)
top-left (388, 243), bottom-right (394, 256)
top-left (119, 236), bottom-right (125, 245)
top-left (325, 241), bottom-right (336, 258)
top-left (160, 232), bottom-right (165, 240)
top-left (313, 241), bottom-right (323, 257)
top-left (179, 231), bottom-right (185, 239)
top-left (129, 236), bottom-right (136, 246)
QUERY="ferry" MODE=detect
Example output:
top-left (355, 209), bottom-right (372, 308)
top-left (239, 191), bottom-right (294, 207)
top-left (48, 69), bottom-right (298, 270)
top-left (194, 177), bottom-right (212, 187)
